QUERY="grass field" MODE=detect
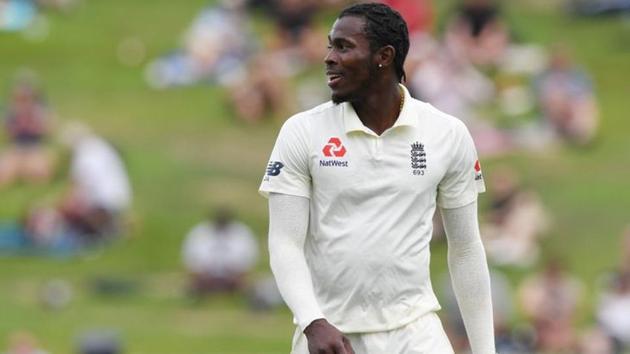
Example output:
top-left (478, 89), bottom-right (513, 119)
top-left (1, 1), bottom-right (629, 353)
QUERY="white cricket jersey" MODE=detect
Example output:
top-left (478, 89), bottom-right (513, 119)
top-left (259, 85), bottom-right (485, 333)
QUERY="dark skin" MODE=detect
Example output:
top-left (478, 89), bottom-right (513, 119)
top-left (304, 319), bottom-right (354, 354)
top-left (325, 16), bottom-right (402, 136)
top-left (303, 15), bottom-right (403, 354)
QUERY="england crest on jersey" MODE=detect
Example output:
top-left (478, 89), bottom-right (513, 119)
top-left (411, 141), bottom-right (426, 176)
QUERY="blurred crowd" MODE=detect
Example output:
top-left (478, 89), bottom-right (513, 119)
top-left (0, 73), bottom-right (132, 256)
top-left (3, 329), bottom-right (122, 354)
top-left (2, 0), bottom-right (629, 353)
top-left (145, 0), bottom-right (600, 154)
top-left (440, 226), bottom-right (630, 354)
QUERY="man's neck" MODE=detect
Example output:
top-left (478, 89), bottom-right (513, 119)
top-left (350, 82), bottom-right (403, 136)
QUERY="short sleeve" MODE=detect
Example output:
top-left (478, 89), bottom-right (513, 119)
top-left (437, 121), bottom-right (485, 209)
top-left (259, 116), bottom-right (311, 199)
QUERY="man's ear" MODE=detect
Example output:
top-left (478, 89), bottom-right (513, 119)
top-left (375, 45), bottom-right (396, 68)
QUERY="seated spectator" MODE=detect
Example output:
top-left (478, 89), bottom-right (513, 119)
top-left (1, 203), bottom-right (114, 256)
top-left (534, 45), bottom-right (599, 145)
top-left (229, 52), bottom-right (293, 123)
top-left (58, 122), bottom-right (131, 242)
top-left (0, 120), bottom-right (131, 255)
top-left (182, 207), bottom-right (258, 297)
top-left (0, 80), bottom-right (54, 188)
top-left (408, 36), bottom-right (496, 120)
top-left (266, 0), bottom-right (318, 47)
top-left (519, 259), bottom-right (583, 353)
top-left (596, 271), bottom-right (630, 352)
top-left (0, 0), bottom-right (37, 32)
top-left (263, 0), bottom-right (328, 65)
top-left (595, 226), bottom-right (630, 352)
top-left (227, 0), bottom-right (330, 123)
top-left (481, 167), bottom-right (549, 267)
top-left (76, 330), bottom-right (122, 354)
top-left (444, 0), bottom-right (510, 68)
top-left (405, 37), bottom-right (517, 157)
top-left (145, 0), bottom-right (255, 89)
top-left (569, 0), bottom-right (630, 16)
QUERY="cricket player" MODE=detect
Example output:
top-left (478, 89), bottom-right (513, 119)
top-left (260, 3), bottom-right (496, 353)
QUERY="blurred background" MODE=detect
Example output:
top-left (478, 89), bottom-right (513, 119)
top-left (1, 0), bottom-right (629, 353)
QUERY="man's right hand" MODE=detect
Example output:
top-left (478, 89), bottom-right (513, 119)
top-left (304, 319), bottom-right (355, 354)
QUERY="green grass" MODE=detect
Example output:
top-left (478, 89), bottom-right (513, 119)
top-left (1, 1), bottom-right (630, 353)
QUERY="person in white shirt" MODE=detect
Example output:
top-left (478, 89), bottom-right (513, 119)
top-left (182, 208), bottom-right (258, 296)
top-left (59, 122), bottom-right (131, 239)
top-left (259, 3), bottom-right (495, 354)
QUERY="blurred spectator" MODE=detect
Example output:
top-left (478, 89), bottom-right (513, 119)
top-left (578, 326), bottom-right (615, 354)
top-left (145, 0), bottom-right (255, 89)
top-left (228, 0), bottom-right (330, 123)
top-left (229, 52), bottom-right (293, 123)
top-left (444, 0), bottom-right (510, 68)
top-left (534, 44), bottom-right (599, 145)
top-left (569, 0), bottom-right (630, 16)
top-left (519, 259), bottom-right (584, 353)
top-left (262, 0), bottom-right (335, 65)
top-left (0, 205), bottom-right (72, 255)
top-left (0, 0), bottom-right (36, 32)
top-left (0, 80), bottom-right (54, 187)
top-left (77, 330), bottom-right (121, 354)
top-left (0, 123), bottom-right (131, 255)
top-left (3, 331), bottom-right (49, 354)
top-left (59, 122), bottom-right (131, 242)
top-left (481, 167), bottom-right (549, 267)
top-left (595, 226), bottom-right (630, 352)
top-left (405, 38), bottom-right (516, 157)
top-left (182, 207), bottom-right (258, 297)
top-left (265, 0), bottom-right (320, 55)
top-left (597, 271), bottom-right (630, 352)
top-left (408, 38), bottom-right (495, 120)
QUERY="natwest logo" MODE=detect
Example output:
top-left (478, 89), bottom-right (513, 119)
top-left (474, 159), bottom-right (483, 181)
top-left (322, 137), bottom-right (346, 157)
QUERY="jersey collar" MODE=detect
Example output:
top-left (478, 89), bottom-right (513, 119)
top-left (342, 84), bottom-right (417, 135)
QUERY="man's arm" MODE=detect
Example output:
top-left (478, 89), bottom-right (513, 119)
top-left (441, 201), bottom-right (496, 354)
top-left (268, 193), bottom-right (354, 354)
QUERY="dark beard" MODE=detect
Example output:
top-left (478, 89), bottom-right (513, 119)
top-left (330, 63), bottom-right (379, 105)
top-left (331, 93), bottom-right (347, 104)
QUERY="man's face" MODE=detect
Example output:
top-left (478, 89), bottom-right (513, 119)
top-left (325, 16), bottom-right (376, 104)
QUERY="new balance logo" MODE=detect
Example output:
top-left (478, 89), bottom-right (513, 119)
top-left (266, 161), bottom-right (284, 176)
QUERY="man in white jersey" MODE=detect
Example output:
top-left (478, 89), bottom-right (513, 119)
top-left (259, 3), bottom-right (496, 354)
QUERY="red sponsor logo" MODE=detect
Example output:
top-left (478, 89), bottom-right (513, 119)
top-left (474, 160), bottom-right (483, 181)
top-left (323, 137), bottom-right (346, 157)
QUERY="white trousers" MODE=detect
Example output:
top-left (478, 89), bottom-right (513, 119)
top-left (290, 312), bottom-right (454, 354)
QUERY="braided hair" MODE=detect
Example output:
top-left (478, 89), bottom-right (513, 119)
top-left (339, 3), bottom-right (410, 82)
